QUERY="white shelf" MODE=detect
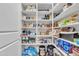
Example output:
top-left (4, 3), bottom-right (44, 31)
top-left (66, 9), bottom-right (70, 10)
top-left (60, 22), bottom-right (79, 28)
top-left (28, 35), bottom-right (36, 37)
top-left (53, 22), bottom-right (79, 29)
top-left (53, 43), bottom-right (68, 56)
top-left (54, 4), bottom-right (79, 22)
top-left (22, 27), bottom-right (36, 29)
top-left (22, 43), bottom-right (37, 45)
top-left (62, 22), bottom-right (79, 27)
top-left (37, 35), bottom-right (52, 37)
top-left (22, 19), bottom-right (36, 21)
top-left (60, 32), bottom-right (78, 34)
top-left (38, 19), bottom-right (52, 22)
top-left (38, 27), bottom-right (52, 29)
top-left (53, 27), bottom-right (60, 29)
top-left (22, 9), bottom-right (37, 13)
top-left (25, 9), bottom-right (37, 12)
top-left (38, 10), bottom-right (52, 14)
top-left (22, 43), bottom-right (53, 45)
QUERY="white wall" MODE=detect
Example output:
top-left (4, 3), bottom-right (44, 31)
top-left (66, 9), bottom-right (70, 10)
top-left (0, 3), bottom-right (21, 56)
top-left (0, 3), bottom-right (20, 31)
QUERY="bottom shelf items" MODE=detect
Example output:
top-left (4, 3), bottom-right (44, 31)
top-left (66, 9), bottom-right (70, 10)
top-left (53, 38), bottom-right (79, 56)
top-left (21, 45), bottom-right (63, 56)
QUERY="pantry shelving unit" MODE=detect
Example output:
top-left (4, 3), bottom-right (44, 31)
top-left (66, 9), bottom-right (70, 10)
top-left (21, 3), bottom-right (79, 56)
top-left (53, 3), bottom-right (79, 56)
top-left (21, 3), bottom-right (57, 56)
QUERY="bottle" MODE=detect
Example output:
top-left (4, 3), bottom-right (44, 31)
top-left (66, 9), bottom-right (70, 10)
top-left (39, 45), bottom-right (46, 56)
top-left (47, 45), bottom-right (55, 56)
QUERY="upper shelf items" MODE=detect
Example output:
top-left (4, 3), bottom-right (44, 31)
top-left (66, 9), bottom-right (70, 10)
top-left (38, 4), bottom-right (52, 21)
top-left (53, 13), bottom-right (79, 28)
top-left (22, 11), bottom-right (36, 21)
top-left (53, 3), bottom-right (79, 22)
top-left (22, 3), bottom-right (37, 12)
